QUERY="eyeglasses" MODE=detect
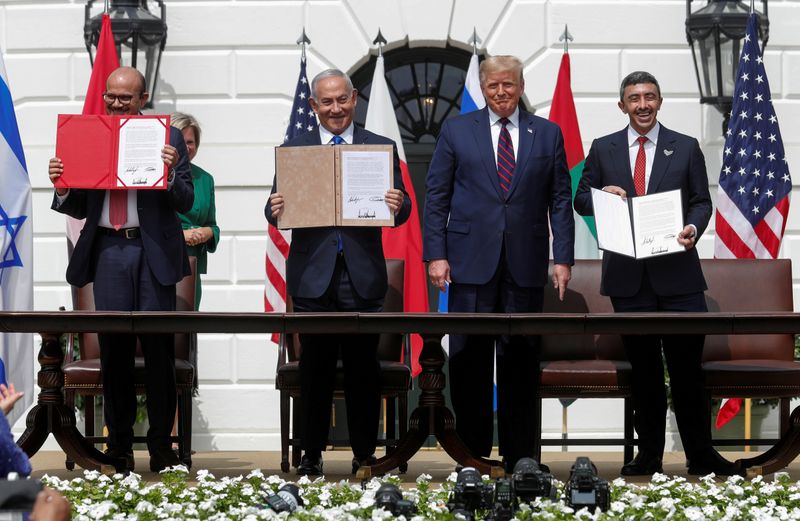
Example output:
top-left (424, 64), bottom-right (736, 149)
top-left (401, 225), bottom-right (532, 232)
top-left (102, 93), bottom-right (136, 105)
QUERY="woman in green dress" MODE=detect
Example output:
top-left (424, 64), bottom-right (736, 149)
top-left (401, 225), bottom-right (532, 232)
top-left (171, 112), bottom-right (220, 309)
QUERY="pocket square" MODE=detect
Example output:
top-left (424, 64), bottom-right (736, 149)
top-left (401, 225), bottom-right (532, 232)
top-left (664, 149), bottom-right (674, 156)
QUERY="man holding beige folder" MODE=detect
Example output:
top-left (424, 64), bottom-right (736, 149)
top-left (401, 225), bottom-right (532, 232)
top-left (265, 69), bottom-right (411, 476)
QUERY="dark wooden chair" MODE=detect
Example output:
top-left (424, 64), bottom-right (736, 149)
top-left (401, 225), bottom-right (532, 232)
top-left (538, 259), bottom-right (634, 461)
top-left (275, 258), bottom-right (411, 473)
top-left (701, 258), bottom-right (800, 449)
top-left (62, 257), bottom-right (197, 469)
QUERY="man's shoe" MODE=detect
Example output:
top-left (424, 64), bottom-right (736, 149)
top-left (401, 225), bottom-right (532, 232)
top-left (105, 447), bottom-right (134, 473)
top-left (687, 450), bottom-right (743, 477)
top-left (351, 454), bottom-right (377, 474)
top-left (149, 448), bottom-right (181, 472)
top-left (620, 452), bottom-right (663, 476)
top-left (297, 455), bottom-right (323, 476)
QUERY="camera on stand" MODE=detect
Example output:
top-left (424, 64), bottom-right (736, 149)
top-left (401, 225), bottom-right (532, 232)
top-left (564, 457), bottom-right (610, 512)
top-left (510, 457), bottom-right (557, 505)
top-left (447, 467), bottom-right (494, 520)
top-left (264, 483), bottom-right (303, 513)
top-left (374, 483), bottom-right (416, 517)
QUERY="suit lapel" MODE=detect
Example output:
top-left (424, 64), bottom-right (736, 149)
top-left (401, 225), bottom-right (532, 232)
top-left (473, 108), bottom-right (504, 200)
top-left (353, 126), bottom-right (367, 144)
top-left (647, 125), bottom-right (676, 194)
top-left (610, 128), bottom-right (636, 195)
top-left (507, 111), bottom-right (534, 199)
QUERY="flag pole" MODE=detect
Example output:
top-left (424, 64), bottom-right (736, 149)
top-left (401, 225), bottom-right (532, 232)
top-left (469, 27), bottom-right (481, 55)
top-left (296, 27), bottom-right (310, 62)
top-left (744, 398), bottom-right (752, 453)
top-left (559, 24), bottom-right (573, 54)
top-left (373, 28), bottom-right (387, 56)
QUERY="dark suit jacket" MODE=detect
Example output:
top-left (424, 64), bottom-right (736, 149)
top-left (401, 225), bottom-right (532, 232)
top-left (264, 126), bottom-right (412, 300)
top-left (573, 125), bottom-right (712, 298)
top-left (52, 126), bottom-right (194, 288)
top-left (423, 107), bottom-right (574, 287)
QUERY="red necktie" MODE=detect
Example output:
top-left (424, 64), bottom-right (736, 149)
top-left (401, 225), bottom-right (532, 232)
top-left (497, 118), bottom-right (515, 193)
top-left (109, 190), bottom-right (127, 230)
top-left (633, 136), bottom-right (648, 196)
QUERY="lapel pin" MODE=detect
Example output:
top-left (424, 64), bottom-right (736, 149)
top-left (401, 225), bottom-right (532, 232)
top-left (664, 149), bottom-right (673, 156)
top-left (527, 128), bottom-right (533, 134)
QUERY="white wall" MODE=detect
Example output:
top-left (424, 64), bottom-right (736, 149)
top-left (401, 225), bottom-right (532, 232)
top-left (4, 0), bottom-right (799, 451)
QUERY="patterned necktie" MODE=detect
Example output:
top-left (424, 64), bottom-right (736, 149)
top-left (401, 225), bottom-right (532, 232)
top-left (497, 118), bottom-right (515, 193)
top-left (109, 190), bottom-right (127, 231)
top-left (330, 135), bottom-right (345, 252)
top-left (633, 136), bottom-right (648, 196)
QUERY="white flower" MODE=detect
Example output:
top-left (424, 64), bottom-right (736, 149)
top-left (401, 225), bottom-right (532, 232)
top-left (610, 500), bottom-right (626, 513)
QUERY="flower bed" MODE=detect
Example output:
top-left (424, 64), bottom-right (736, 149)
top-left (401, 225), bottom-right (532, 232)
top-left (43, 468), bottom-right (800, 520)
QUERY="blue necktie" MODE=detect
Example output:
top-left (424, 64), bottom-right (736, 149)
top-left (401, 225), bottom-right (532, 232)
top-left (331, 135), bottom-right (345, 252)
top-left (497, 117), bottom-right (515, 193)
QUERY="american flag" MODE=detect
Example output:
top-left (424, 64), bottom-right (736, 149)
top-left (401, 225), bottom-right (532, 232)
top-left (714, 13), bottom-right (791, 259)
top-left (714, 13), bottom-right (791, 429)
top-left (264, 57), bottom-right (317, 343)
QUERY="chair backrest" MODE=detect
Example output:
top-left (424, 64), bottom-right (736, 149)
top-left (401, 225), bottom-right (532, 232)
top-left (541, 259), bottom-right (624, 361)
top-left (74, 256), bottom-right (197, 361)
top-left (702, 258), bottom-right (794, 362)
top-left (285, 258), bottom-right (405, 363)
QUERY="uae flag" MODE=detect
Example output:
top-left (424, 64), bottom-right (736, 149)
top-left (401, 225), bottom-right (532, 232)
top-left (365, 54), bottom-right (428, 376)
top-left (548, 52), bottom-right (598, 259)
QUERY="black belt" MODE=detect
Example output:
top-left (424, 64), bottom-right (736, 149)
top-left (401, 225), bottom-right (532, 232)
top-left (99, 227), bottom-right (140, 239)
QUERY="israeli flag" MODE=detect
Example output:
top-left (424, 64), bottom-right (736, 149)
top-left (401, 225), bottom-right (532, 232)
top-left (0, 55), bottom-right (34, 425)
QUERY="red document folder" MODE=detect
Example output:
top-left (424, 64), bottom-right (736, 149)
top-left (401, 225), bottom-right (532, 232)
top-left (55, 114), bottom-right (170, 190)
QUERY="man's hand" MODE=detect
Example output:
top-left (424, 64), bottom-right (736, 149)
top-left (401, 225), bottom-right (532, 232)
top-left (48, 157), bottom-right (68, 196)
top-left (428, 259), bottom-right (451, 292)
top-left (269, 192), bottom-right (285, 219)
top-left (161, 144), bottom-right (179, 168)
top-left (384, 188), bottom-right (404, 215)
top-left (553, 263), bottom-right (571, 301)
top-left (602, 185), bottom-right (627, 199)
top-left (30, 488), bottom-right (71, 521)
top-left (0, 383), bottom-right (23, 415)
top-left (677, 224), bottom-right (697, 250)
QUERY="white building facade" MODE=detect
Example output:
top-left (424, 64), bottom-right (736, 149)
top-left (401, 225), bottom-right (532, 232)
top-left (4, 0), bottom-right (800, 451)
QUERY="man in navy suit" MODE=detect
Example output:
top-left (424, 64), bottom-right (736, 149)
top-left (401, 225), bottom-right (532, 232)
top-left (423, 55), bottom-right (575, 470)
top-left (266, 69), bottom-right (411, 476)
top-left (49, 67), bottom-right (193, 473)
top-left (574, 71), bottom-right (740, 476)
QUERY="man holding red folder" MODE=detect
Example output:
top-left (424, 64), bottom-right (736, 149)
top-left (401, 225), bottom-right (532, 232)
top-left (48, 67), bottom-right (194, 473)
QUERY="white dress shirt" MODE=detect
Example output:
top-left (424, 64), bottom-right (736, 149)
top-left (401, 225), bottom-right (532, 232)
top-left (626, 122), bottom-right (660, 192)
top-left (488, 107), bottom-right (520, 169)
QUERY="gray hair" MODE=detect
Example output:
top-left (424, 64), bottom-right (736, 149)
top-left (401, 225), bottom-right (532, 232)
top-left (171, 112), bottom-right (202, 147)
top-left (619, 71), bottom-right (661, 101)
top-left (310, 69), bottom-right (354, 99)
top-left (479, 55), bottom-right (524, 85)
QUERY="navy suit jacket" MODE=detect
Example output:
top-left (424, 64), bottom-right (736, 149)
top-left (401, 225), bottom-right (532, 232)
top-left (265, 126), bottom-right (412, 300)
top-left (423, 108), bottom-right (574, 287)
top-left (53, 126), bottom-right (194, 288)
top-left (573, 125), bottom-right (712, 298)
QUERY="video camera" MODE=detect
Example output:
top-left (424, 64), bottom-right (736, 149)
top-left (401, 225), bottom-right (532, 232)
top-left (448, 459), bottom-right (557, 521)
top-left (374, 483), bottom-right (416, 517)
top-left (564, 457), bottom-right (610, 512)
top-left (264, 483), bottom-right (303, 513)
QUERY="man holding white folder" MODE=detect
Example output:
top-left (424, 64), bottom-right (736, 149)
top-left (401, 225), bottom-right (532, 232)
top-left (574, 71), bottom-right (739, 477)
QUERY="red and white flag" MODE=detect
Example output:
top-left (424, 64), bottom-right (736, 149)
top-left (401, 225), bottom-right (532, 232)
top-left (264, 57), bottom-right (317, 343)
top-left (68, 14), bottom-right (119, 253)
top-left (714, 14), bottom-right (790, 428)
top-left (365, 54), bottom-right (429, 375)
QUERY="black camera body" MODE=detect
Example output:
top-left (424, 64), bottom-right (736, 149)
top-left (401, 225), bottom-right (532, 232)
top-left (374, 483), bottom-right (416, 517)
top-left (511, 457), bottom-right (557, 505)
top-left (565, 457), bottom-right (610, 512)
top-left (487, 478), bottom-right (514, 521)
top-left (447, 466), bottom-right (493, 516)
top-left (264, 483), bottom-right (303, 513)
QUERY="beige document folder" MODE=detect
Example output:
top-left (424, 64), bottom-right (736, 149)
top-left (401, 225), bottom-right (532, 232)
top-left (275, 144), bottom-right (395, 229)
